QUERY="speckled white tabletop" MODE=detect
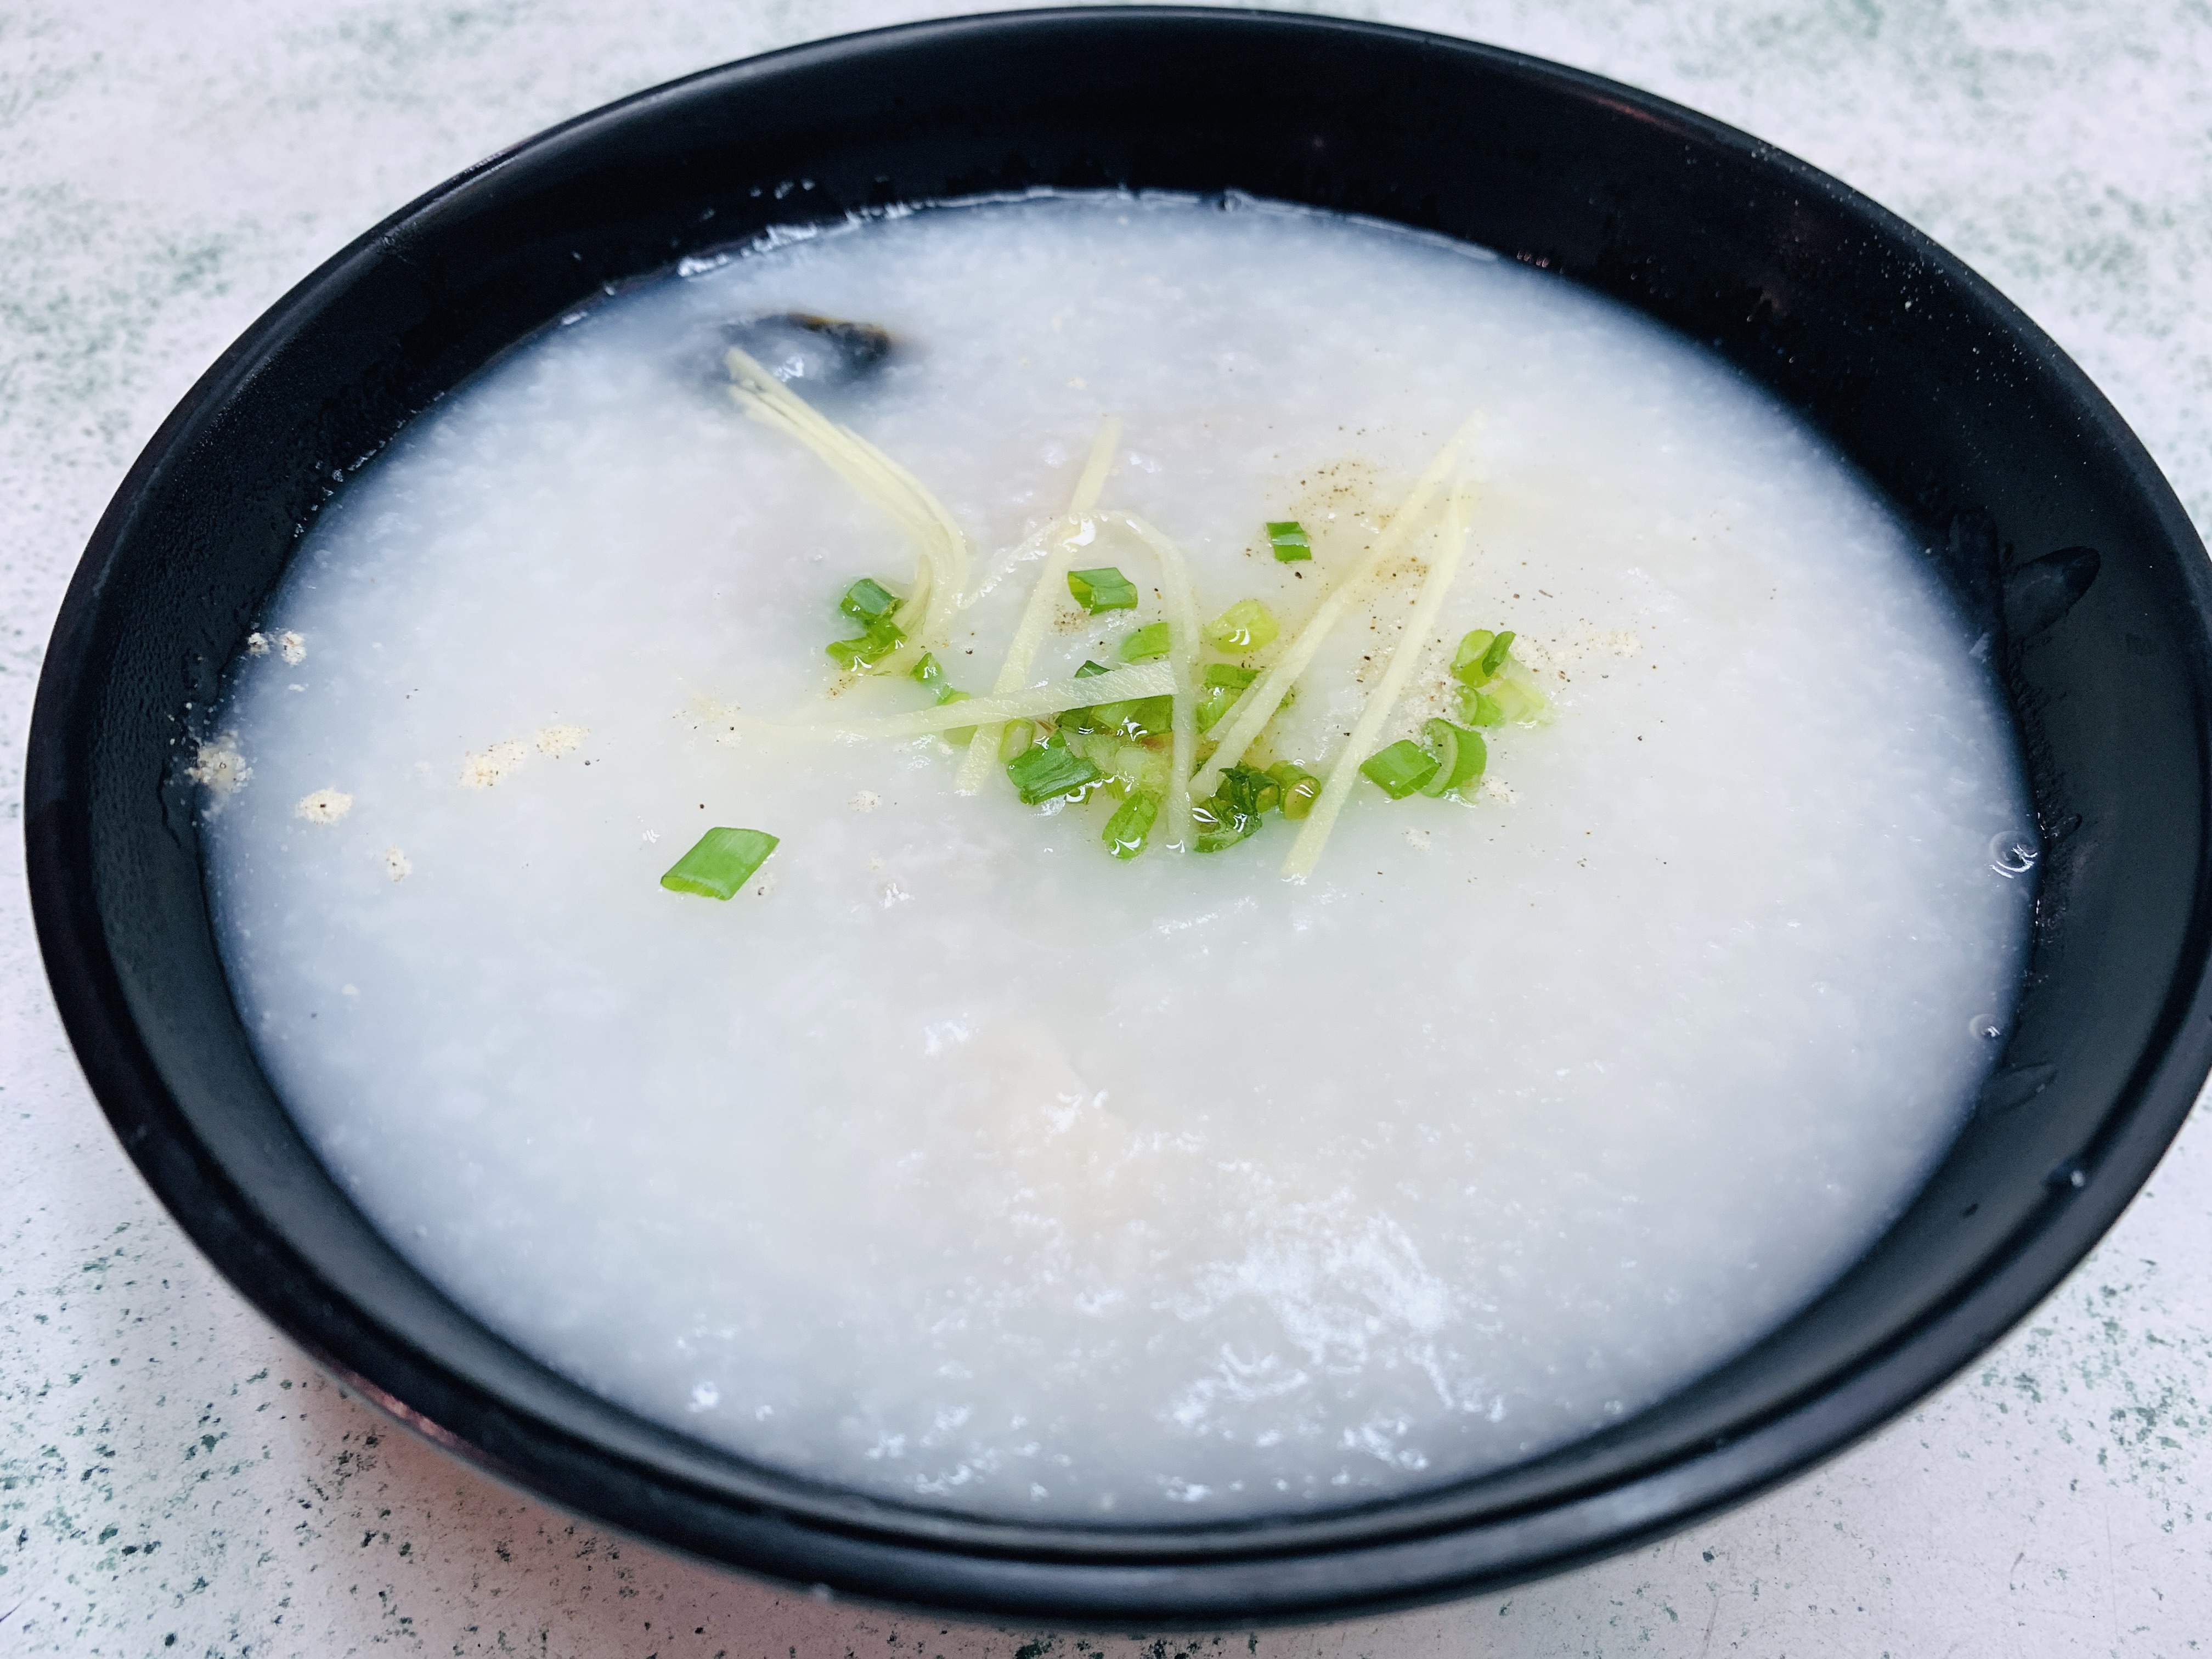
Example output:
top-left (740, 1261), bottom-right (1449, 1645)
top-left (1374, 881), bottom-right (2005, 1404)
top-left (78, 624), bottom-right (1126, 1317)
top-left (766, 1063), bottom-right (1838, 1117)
top-left (4, 2), bottom-right (2209, 1654)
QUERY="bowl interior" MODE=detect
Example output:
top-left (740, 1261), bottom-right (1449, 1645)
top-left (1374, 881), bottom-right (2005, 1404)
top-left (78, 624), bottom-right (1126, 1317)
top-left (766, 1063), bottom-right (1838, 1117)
top-left (27, 5), bottom-right (2212, 1626)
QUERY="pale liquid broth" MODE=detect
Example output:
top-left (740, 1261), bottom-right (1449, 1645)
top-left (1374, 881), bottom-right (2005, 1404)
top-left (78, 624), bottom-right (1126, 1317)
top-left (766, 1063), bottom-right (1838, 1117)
top-left (200, 194), bottom-right (2035, 1522)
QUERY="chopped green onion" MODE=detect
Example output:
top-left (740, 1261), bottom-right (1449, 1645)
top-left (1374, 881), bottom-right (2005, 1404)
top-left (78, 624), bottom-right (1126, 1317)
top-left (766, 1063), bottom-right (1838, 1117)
top-left (660, 826), bottom-right (778, 900)
top-left (1068, 566), bottom-right (1140, 613)
top-left (839, 577), bottom-right (901, 624)
top-left (1217, 763), bottom-right (1281, 817)
top-left (1418, 717), bottom-right (1487, 796)
top-left (1451, 628), bottom-right (1497, 687)
top-left (1125, 694), bottom-right (1173, 737)
top-left (998, 719), bottom-right (1036, 761)
top-left (914, 650), bottom-right (976, 709)
top-left (1266, 520), bottom-right (1312, 562)
top-left (1007, 736), bottom-right (1103, 804)
top-left (1202, 598), bottom-right (1279, 652)
top-left (1103, 789), bottom-right (1161, 859)
top-left (1117, 736), bottom-right (1172, 788)
top-left (1195, 659), bottom-right (1260, 732)
top-left (1449, 627), bottom-right (1520, 687)
top-left (1360, 738), bottom-right (1440, 800)
top-left (1082, 691), bottom-right (1173, 739)
top-left (1073, 732), bottom-right (1169, 793)
top-left (1266, 761), bottom-right (1322, 820)
top-left (1191, 795), bottom-right (1261, 853)
top-left (827, 616), bottom-right (905, 669)
top-left (1486, 674), bottom-right (1550, 725)
top-left (1062, 661), bottom-right (1114, 735)
top-left (1120, 621), bottom-right (1171, 663)
top-left (1458, 687), bottom-right (1506, 727)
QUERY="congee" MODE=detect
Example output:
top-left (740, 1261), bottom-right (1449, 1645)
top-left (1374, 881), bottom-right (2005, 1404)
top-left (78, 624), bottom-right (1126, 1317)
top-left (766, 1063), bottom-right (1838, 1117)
top-left (195, 193), bottom-right (2035, 1522)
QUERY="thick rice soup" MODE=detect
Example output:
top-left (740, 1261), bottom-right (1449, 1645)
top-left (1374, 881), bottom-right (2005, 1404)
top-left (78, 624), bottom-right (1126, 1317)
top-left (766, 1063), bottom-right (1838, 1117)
top-left (196, 194), bottom-right (2034, 1522)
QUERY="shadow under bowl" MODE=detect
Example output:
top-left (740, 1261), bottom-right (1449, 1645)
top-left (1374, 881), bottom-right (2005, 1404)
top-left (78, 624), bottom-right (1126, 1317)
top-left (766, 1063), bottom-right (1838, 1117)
top-left (25, 4), bottom-right (2212, 1628)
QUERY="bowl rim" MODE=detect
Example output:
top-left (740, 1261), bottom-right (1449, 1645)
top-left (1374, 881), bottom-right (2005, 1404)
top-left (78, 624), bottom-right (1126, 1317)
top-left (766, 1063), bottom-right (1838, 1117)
top-left (26, 3), bottom-right (2212, 1626)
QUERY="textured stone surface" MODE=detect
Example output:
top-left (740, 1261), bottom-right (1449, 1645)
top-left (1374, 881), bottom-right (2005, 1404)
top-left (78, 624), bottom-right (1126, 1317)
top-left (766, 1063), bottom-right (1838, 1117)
top-left (3, 2), bottom-right (2208, 1653)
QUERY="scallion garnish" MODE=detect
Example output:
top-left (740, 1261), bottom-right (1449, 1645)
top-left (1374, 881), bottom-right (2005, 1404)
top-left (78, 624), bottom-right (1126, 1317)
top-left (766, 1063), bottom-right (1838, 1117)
top-left (660, 826), bottom-right (778, 900)
top-left (1450, 627), bottom-right (1518, 688)
top-left (827, 616), bottom-right (906, 669)
top-left (1203, 662), bottom-right (1259, 691)
top-left (1119, 620), bottom-right (1171, 663)
top-left (1084, 689), bottom-right (1174, 739)
top-left (1124, 694), bottom-right (1173, 737)
top-left (840, 577), bottom-right (902, 624)
top-left (1359, 738), bottom-right (1440, 800)
top-left (1196, 685), bottom-right (1238, 733)
top-left (1266, 520), bottom-right (1312, 562)
top-left (1480, 675), bottom-right (1549, 725)
top-left (1217, 763), bottom-right (1280, 817)
top-left (1418, 717), bottom-right (1487, 796)
top-left (1062, 661), bottom-right (1113, 734)
top-left (1458, 687), bottom-right (1505, 727)
top-left (1068, 566), bottom-right (1140, 613)
top-left (1451, 628), bottom-right (1497, 686)
top-left (1103, 789), bottom-right (1161, 859)
top-left (1266, 761), bottom-right (1322, 820)
top-left (1191, 795), bottom-right (1261, 852)
top-left (998, 719), bottom-right (1037, 761)
top-left (1202, 598), bottom-right (1279, 652)
top-left (1007, 735), bottom-right (1104, 804)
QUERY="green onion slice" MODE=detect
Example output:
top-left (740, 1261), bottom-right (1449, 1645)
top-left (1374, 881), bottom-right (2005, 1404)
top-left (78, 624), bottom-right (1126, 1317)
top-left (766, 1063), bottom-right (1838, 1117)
top-left (1266, 761), bottom-right (1322, 820)
top-left (1007, 736), bottom-right (1104, 804)
top-left (1201, 598), bottom-right (1280, 652)
top-left (839, 577), bottom-right (901, 623)
top-left (1217, 763), bottom-right (1281, 817)
top-left (1450, 628), bottom-right (1497, 687)
top-left (1482, 630), bottom-right (1516, 679)
top-left (1103, 789), bottom-right (1161, 859)
top-left (1195, 685), bottom-right (1238, 733)
top-left (1418, 718), bottom-right (1488, 796)
top-left (1458, 687), bottom-right (1506, 727)
top-left (998, 719), bottom-right (1037, 761)
top-left (1203, 662), bottom-right (1259, 690)
top-left (1068, 566), bottom-right (1141, 612)
top-left (1120, 621), bottom-right (1171, 663)
top-left (827, 616), bottom-right (905, 670)
top-left (1083, 692), bottom-right (1173, 740)
top-left (1061, 661), bottom-right (1113, 734)
top-left (1266, 520), bottom-right (1313, 562)
top-left (1486, 675), bottom-right (1550, 725)
top-left (1125, 694), bottom-right (1173, 737)
top-left (1191, 796), bottom-right (1261, 853)
top-left (661, 826), bottom-right (778, 900)
top-left (1359, 738), bottom-right (1440, 800)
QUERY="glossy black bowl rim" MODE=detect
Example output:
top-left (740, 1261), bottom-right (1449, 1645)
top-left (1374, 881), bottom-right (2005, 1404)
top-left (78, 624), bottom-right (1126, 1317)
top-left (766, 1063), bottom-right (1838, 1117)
top-left (26, 5), bottom-right (2212, 1628)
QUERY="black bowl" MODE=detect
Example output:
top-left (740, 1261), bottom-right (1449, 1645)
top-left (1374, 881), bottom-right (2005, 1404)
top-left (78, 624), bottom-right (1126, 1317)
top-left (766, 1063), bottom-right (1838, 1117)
top-left (26, 5), bottom-right (2212, 1628)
